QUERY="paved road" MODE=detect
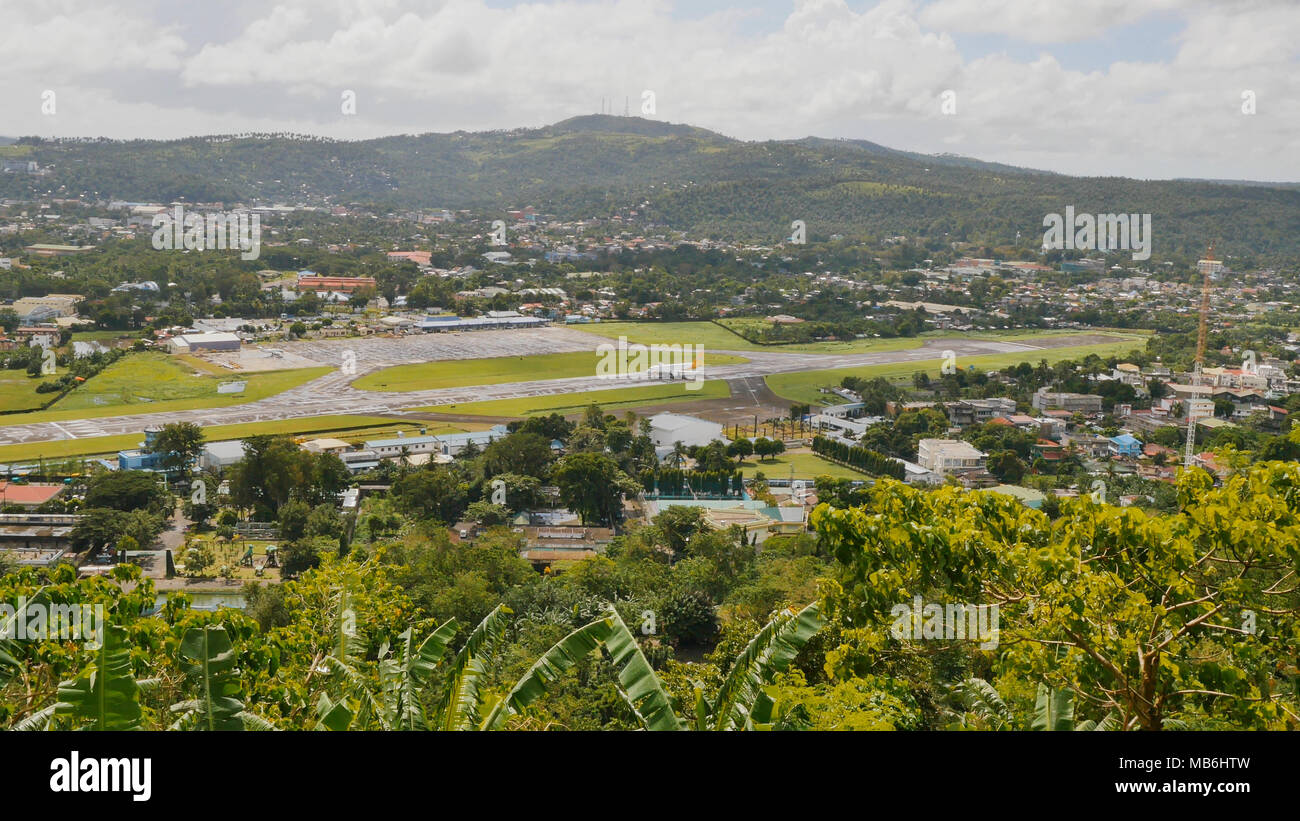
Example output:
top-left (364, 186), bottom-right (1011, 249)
top-left (0, 330), bottom-right (1088, 448)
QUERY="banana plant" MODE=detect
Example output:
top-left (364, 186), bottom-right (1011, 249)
top-left (692, 601), bottom-right (824, 731)
top-left (949, 677), bottom-right (1017, 729)
top-left (379, 620), bottom-right (458, 731)
top-left (435, 604), bottom-right (510, 731)
top-left (0, 587), bottom-right (48, 688)
top-left (314, 604), bottom-right (511, 731)
top-left (600, 608), bottom-right (682, 731)
top-left (1031, 683), bottom-right (1076, 731)
top-left (313, 588), bottom-right (387, 729)
top-left (481, 606), bottom-right (682, 731)
top-left (949, 678), bottom-right (1120, 731)
top-left (169, 624), bottom-right (273, 730)
top-left (51, 624), bottom-right (158, 731)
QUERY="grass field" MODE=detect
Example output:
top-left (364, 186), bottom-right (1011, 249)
top-left (0, 372), bottom-right (47, 414)
top-left (0, 416), bottom-right (482, 464)
top-left (571, 320), bottom-right (927, 354)
top-left (415, 379), bottom-right (731, 417)
top-left (571, 320), bottom-right (1120, 356)
top-left (353, 349), bottom-right (747, 392)
top-left (739, 449), bottom-right (867, 481)
top-left (766, 334), bottom-right (1147, 405)
top-left (70, 330), bottom-right (141, 342)
top-left (0, 353), bottom-right (331, 425)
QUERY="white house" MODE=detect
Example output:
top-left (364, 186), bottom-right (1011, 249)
top-left (916, 439), bottom-right (986, 475)
top-left (200, 440), bottom-right (246, 470)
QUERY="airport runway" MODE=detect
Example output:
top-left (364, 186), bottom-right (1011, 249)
top-left (0, 329), bottom-right (1108, 448)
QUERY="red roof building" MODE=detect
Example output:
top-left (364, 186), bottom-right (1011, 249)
top-left (0, 482), bottom-right (66, 508)
top-left (297, 275), bottom-right (377, 292)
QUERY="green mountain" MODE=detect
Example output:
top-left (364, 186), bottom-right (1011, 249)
top-left (4, 116), bottom-right (1298, 260)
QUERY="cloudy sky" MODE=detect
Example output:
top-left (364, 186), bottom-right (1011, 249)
top-left (2, 0), bottom-right (1297, 180)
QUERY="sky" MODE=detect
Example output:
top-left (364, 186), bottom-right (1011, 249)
top-left (1, 0), bottom-right (1297, 181)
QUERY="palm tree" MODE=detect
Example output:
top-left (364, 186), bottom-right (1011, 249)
top-left (670, 440), bottom-right (687, 470)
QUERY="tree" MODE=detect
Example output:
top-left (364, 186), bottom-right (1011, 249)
top-left (71, 508), bottom-right (128, 552)
top-left (464, 501), bottom-right (511, 527)
top-left (660, 589), bottom-right (718, 646)
top-left (229, 435), bottom-right (344, 516)
top-left (392, 466), bottom-right (468, 524)
top-left (84, 470), bottom-right (169, 514)
top-left (814, 466), bottom-right (1300, 730)
top-left (278, 499), bottom-right (312, 541)
top-left (280, 538), bottom-right (326, 578)
top-left (986, 450), bottom-right (1027, 483)
top-left (482, 432), bottom-right (554, 478)
top-left (306, 504), bottom-right (343, 540)
top-left (145, 422), bottom-right (205, 478)
top-left (552, 452), bottom-right (629, 526)
top-left (651, 505), bottom-right (709, 559)
top-left (181, 543), bottom-right (215, 577)
top-left (726, 438), bottom-right (754, 461)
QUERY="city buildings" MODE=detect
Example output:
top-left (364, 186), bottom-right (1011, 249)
top-left (916, 439), bottom-right (987, 475)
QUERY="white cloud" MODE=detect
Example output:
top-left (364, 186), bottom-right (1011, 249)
top-left (0, 0), bottom-right (1297, 181)
top-left (918, 0), bottom-right (1185, 43)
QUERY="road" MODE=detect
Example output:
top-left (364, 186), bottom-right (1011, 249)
top-left (0, 330), bottom-right (1115, 447)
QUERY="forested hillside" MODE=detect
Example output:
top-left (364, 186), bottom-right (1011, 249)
top-left (4, 115), bottom-right (1300, 258)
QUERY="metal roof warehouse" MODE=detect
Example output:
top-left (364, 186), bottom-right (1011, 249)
top-left (415, 315), bottom-right (549, 332)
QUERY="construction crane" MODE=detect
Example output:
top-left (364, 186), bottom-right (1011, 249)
top-left (1184, 242), bottom-right (1216, 469)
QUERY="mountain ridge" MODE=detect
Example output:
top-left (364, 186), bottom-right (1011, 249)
top-left (2, 115), bottom-right (1298, 260)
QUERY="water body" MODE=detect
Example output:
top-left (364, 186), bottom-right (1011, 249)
top-left (150, 591), bottom-right (246, 612)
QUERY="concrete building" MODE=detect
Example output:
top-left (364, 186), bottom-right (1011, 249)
top-left (811, 414), bottom-right (870, 438)
top-left (648, 413), bottom-right (726, 449)
top-left (1108, 433), bottom-right (1143, 459)
top-left (200, 441), bottom-right (247, 470)
top-left (301, 438), bottom-right (351, 456)
top-left (947, 397), bottom-right (1016, 428)
top-left (0, 513), bottom-right (80, 567)
top-left (364, 425), bottom-right (508, 460)
top-left (14, 327), bottom-right (58, 349)
top-left (1031, 386), bottom-right (1104, 414)
top-left (11, 294), bottom-right (81, 322)
top-left (916, 439), bottom-right (987, 475)
top-left (118, 427), bottom-right (165, 472)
